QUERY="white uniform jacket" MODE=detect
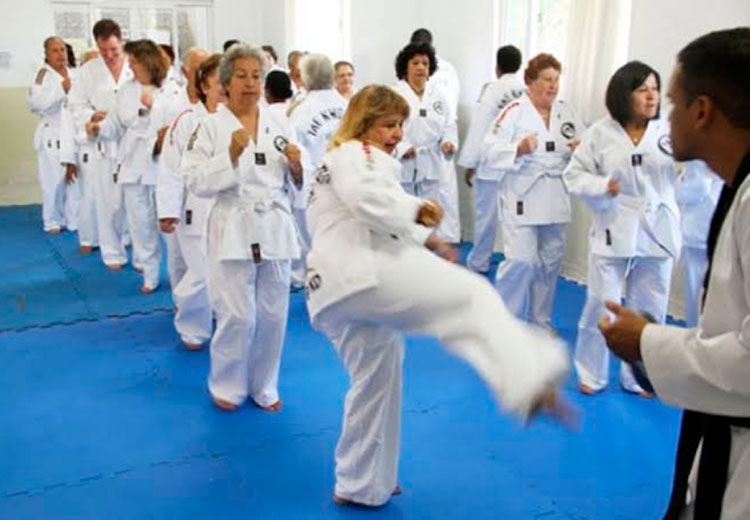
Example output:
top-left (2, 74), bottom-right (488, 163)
top-left (458, 73), bottom-right (525, 181)
top-left (563, 116), bottom-right (681, 258)
top-left (27, 63), bottom-right (68, 154)
top-left (182, 105), bottom-right (302, 262)
top-left (393, 80), bottom-right (458, 185)
top-left (157, 102), bottom-right (214, 238)
top-left (305, 141), bottom-right (434, 322)
top-left (482, 94), bottom-right (583, 225)
top-left (66, 57), bottom-right (132, 161)
top-left (97, 80), bottom-right (176, 186)
top-left (288, 89), bottom-right (348, 209)
top-left (675, 160), bottom-right (722, 249)
top-left (430, 55), bottom-right (460, 117)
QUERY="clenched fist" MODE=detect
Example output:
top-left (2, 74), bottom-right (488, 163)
top-left (416, 199), bottom-right (444, 228)
top-left (284, 143), bottom-right (303, 186)
top-left (229, 128), bottom-right (250, 165)
top-left (90, 110), bottom-right (107, 123)
top-left (140, 91), bottom-right (154, 109)
top-left (441, 141), bottom-right (456, 157)
top-left (517, 133), bottom-right (538, 156)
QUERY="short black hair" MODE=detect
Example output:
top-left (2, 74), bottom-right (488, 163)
top-left (605, 61), bottom-right (661, 127)
top-left (93, 19), bottom-right (121, 41)
top-left (223, 39), bottom-right (240, 52)
top-left (262, 45), bottom-right (278, 63)
top-left (677, 27), bottom-right (750, 129)
top-left (65, 42), bottom-right (76, 68)
top-left (265, 70), bottom-right (293, 102)
top-left (410, 28), bottom-right (433, 46)
top-left (395, 42), bottom-right (437, 81)
top-left (496, 45), bottom-right (521, 73)
top-left (160, 43), bottom-right (175, 65)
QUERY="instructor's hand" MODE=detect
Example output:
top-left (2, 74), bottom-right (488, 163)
top-left (597, 300), bottom-right (647, 362)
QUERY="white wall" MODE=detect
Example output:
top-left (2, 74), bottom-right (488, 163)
top-left (0, 0), bottom-right (55, 88)
top-left (212, 0), bottom-right (263, 52)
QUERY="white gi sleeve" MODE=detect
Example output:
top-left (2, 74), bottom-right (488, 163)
top-left (156, 114), bottom-right (191, 219)
top-left (183, 121), bottom-right (239, 197)
top-left (58, 104), bottom-right (77, 165)
top-left (562, 128), bottom-right (613, 212)
top-left (330, 145), bottom-right (432, 244)
top-left (458, 86), bottom-right (500, 169)
top-left (27, 67), bottom-right (66, 114)
top-left (481, 102), bottom-right (521, 173)
top-left (641, 188), bottom-right (750, 416)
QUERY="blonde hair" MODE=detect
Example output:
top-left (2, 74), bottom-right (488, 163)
top-left (329, 85), bottom-right (409, 149)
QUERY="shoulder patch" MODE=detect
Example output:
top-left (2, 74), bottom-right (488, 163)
top-left (186, 123), bottom-right (201, 151)
top-left (35, 68), bottom-right (47, 85)
top-left (492, 100), bottom-right (520, 133)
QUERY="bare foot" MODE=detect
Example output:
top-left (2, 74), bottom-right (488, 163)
top-left (106, 263), bottom-right (124, 271)
top-left (182, 342), bottom-right (203, 351)
top-left (260, 400), bottom-right (283, 413)
top-left (140, 285), bottom-right (157, 295)
top-left (80, 245), bottom-right (93, 255)
top-left (529, 386), bottom-right (578, 428)
top-left (213, 397), bottom-right (239, 411)
top-left (334, 486), bottom-right (401, 507)
top-left (47, 227), bottom-right (61, 235)
top-left (578, 382), bottom-right (598, 396)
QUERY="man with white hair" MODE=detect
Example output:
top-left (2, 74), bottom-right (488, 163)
top-left (27, 36), bottom-right (73, 234)
top-left (288, 53), bottom-right (347, 289)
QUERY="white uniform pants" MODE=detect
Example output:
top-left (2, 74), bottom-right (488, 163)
top-left (437, 161), bottom-right (461, 243)
top-left (316, 238), bottom-right (568, 506)
top-left (122, 184), bottom-right (161, 289)
top-left (64, 180), bottom-right (80, 232)
top-left (37, 146), bottom-right (66, 231)
top-left (208, 254), bottom-right (291, 407)
top-left (163, 231), bottom-right (187, 291)
top-left (466, 178), bottom-right (500, 273)
top-left (75, 160), bottom-right (98, 247)
top-left (680, 245), bottom-right (708, 327)
top-left (173, 229), bottom-right (212, 345)
top-left (494, 222), bottom-right (566, 327)
top-left (291, 208), bottom-right (311, 288)
top-left (85, 154), bottom-right (127, 266)
top-left (401, 179), bottom-right (440, 201)
top-left (574, 254), bottom-right (673, 391)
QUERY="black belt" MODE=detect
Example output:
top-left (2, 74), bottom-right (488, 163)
top-left (664, 410), bottom-right (750, 519)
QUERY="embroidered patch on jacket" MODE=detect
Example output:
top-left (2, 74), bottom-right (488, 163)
top-left (657, 135), bottom-right (673, 156)
top-left (560, 122), bottom-right (576, 139)
top-left (492, 101), bottom-right (520, 134)
top-left (315, 164), bottom-right (331, 185)
top-left (186, 124), bottom-right (200, 151)
top-left (273, 135), bottom-right (289, 153)
top-left (35, 68), bottom-right (47, 85)
top-left (433, 101), bottom-right (444, 115)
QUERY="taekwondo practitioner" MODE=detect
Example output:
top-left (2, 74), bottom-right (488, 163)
top-left (459, 45), bottom-right (525, 273)
top-left (27, 36), bottom-right (73, 234)
top-left (393, 42), bottom-right (458, 241)
top-left (600, 28), bottom-right (750, 519)
top-left (563, 61), bottom-right (680, 396)
top-left (158, 53), bottom-right (224, 350)
top-left (333, 61), bottom-right (356, 101)
top-left (674, 160), bottom-right (722, 326)
top-left (305, 85), bottom-right (571, 507)
top-left (90, 39), bottom-right (175, 293)
top-left (410, 28), bottom-right (461, 242)
top-left (182, 45), bottom-right (306, 412)
top-left (482, 53), bottom-right (583, 328)
top-left (158, 47), bottom-right (208, 297)
top-left (288, 53), bottom-right (348, 289)
top-left (264, 70), bottom-right (294, 118)
top-left (68, 19), bottom-right (132, 270)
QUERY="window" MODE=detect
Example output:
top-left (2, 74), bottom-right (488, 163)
top-left (288, 0), bottom-right (350, 61)
top-left (51, 2), bottom-right (213, 65)
top-left (499, 0), bottom-right (573, 68)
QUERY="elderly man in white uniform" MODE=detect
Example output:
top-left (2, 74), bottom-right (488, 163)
top-left (600, 28), bottom-right (750, 520)
top-left (411, 28), bottom-right (461, 242)
top-left (483, 53), bottom-right (582, 329)
top-left (305, 85), bottom-right (571, 507)
top-left (27, 36), bottom-right (73, 234)
top-left (459, 45), bottom-right (525, 273)
top-left (288, 54), bottom-right (347, 288)
top-left (564, 61), bottom-right (679, 396)
top-left (158, 53), bottom-right (223, 350)
top-left (67, 19), bottom-right (132, 269)
top-left (183, 45), bottom-right (305, 412)
top-left (674, 160), bottom-right (722, 326)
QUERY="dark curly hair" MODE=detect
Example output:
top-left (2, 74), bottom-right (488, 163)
top-left (394, 42), bottom-right (437, 81)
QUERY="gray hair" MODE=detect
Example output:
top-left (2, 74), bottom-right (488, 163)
top-left (300, 53), bottom-right (334, 90)
top-left (219, 44), bottom-right (267, 87)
